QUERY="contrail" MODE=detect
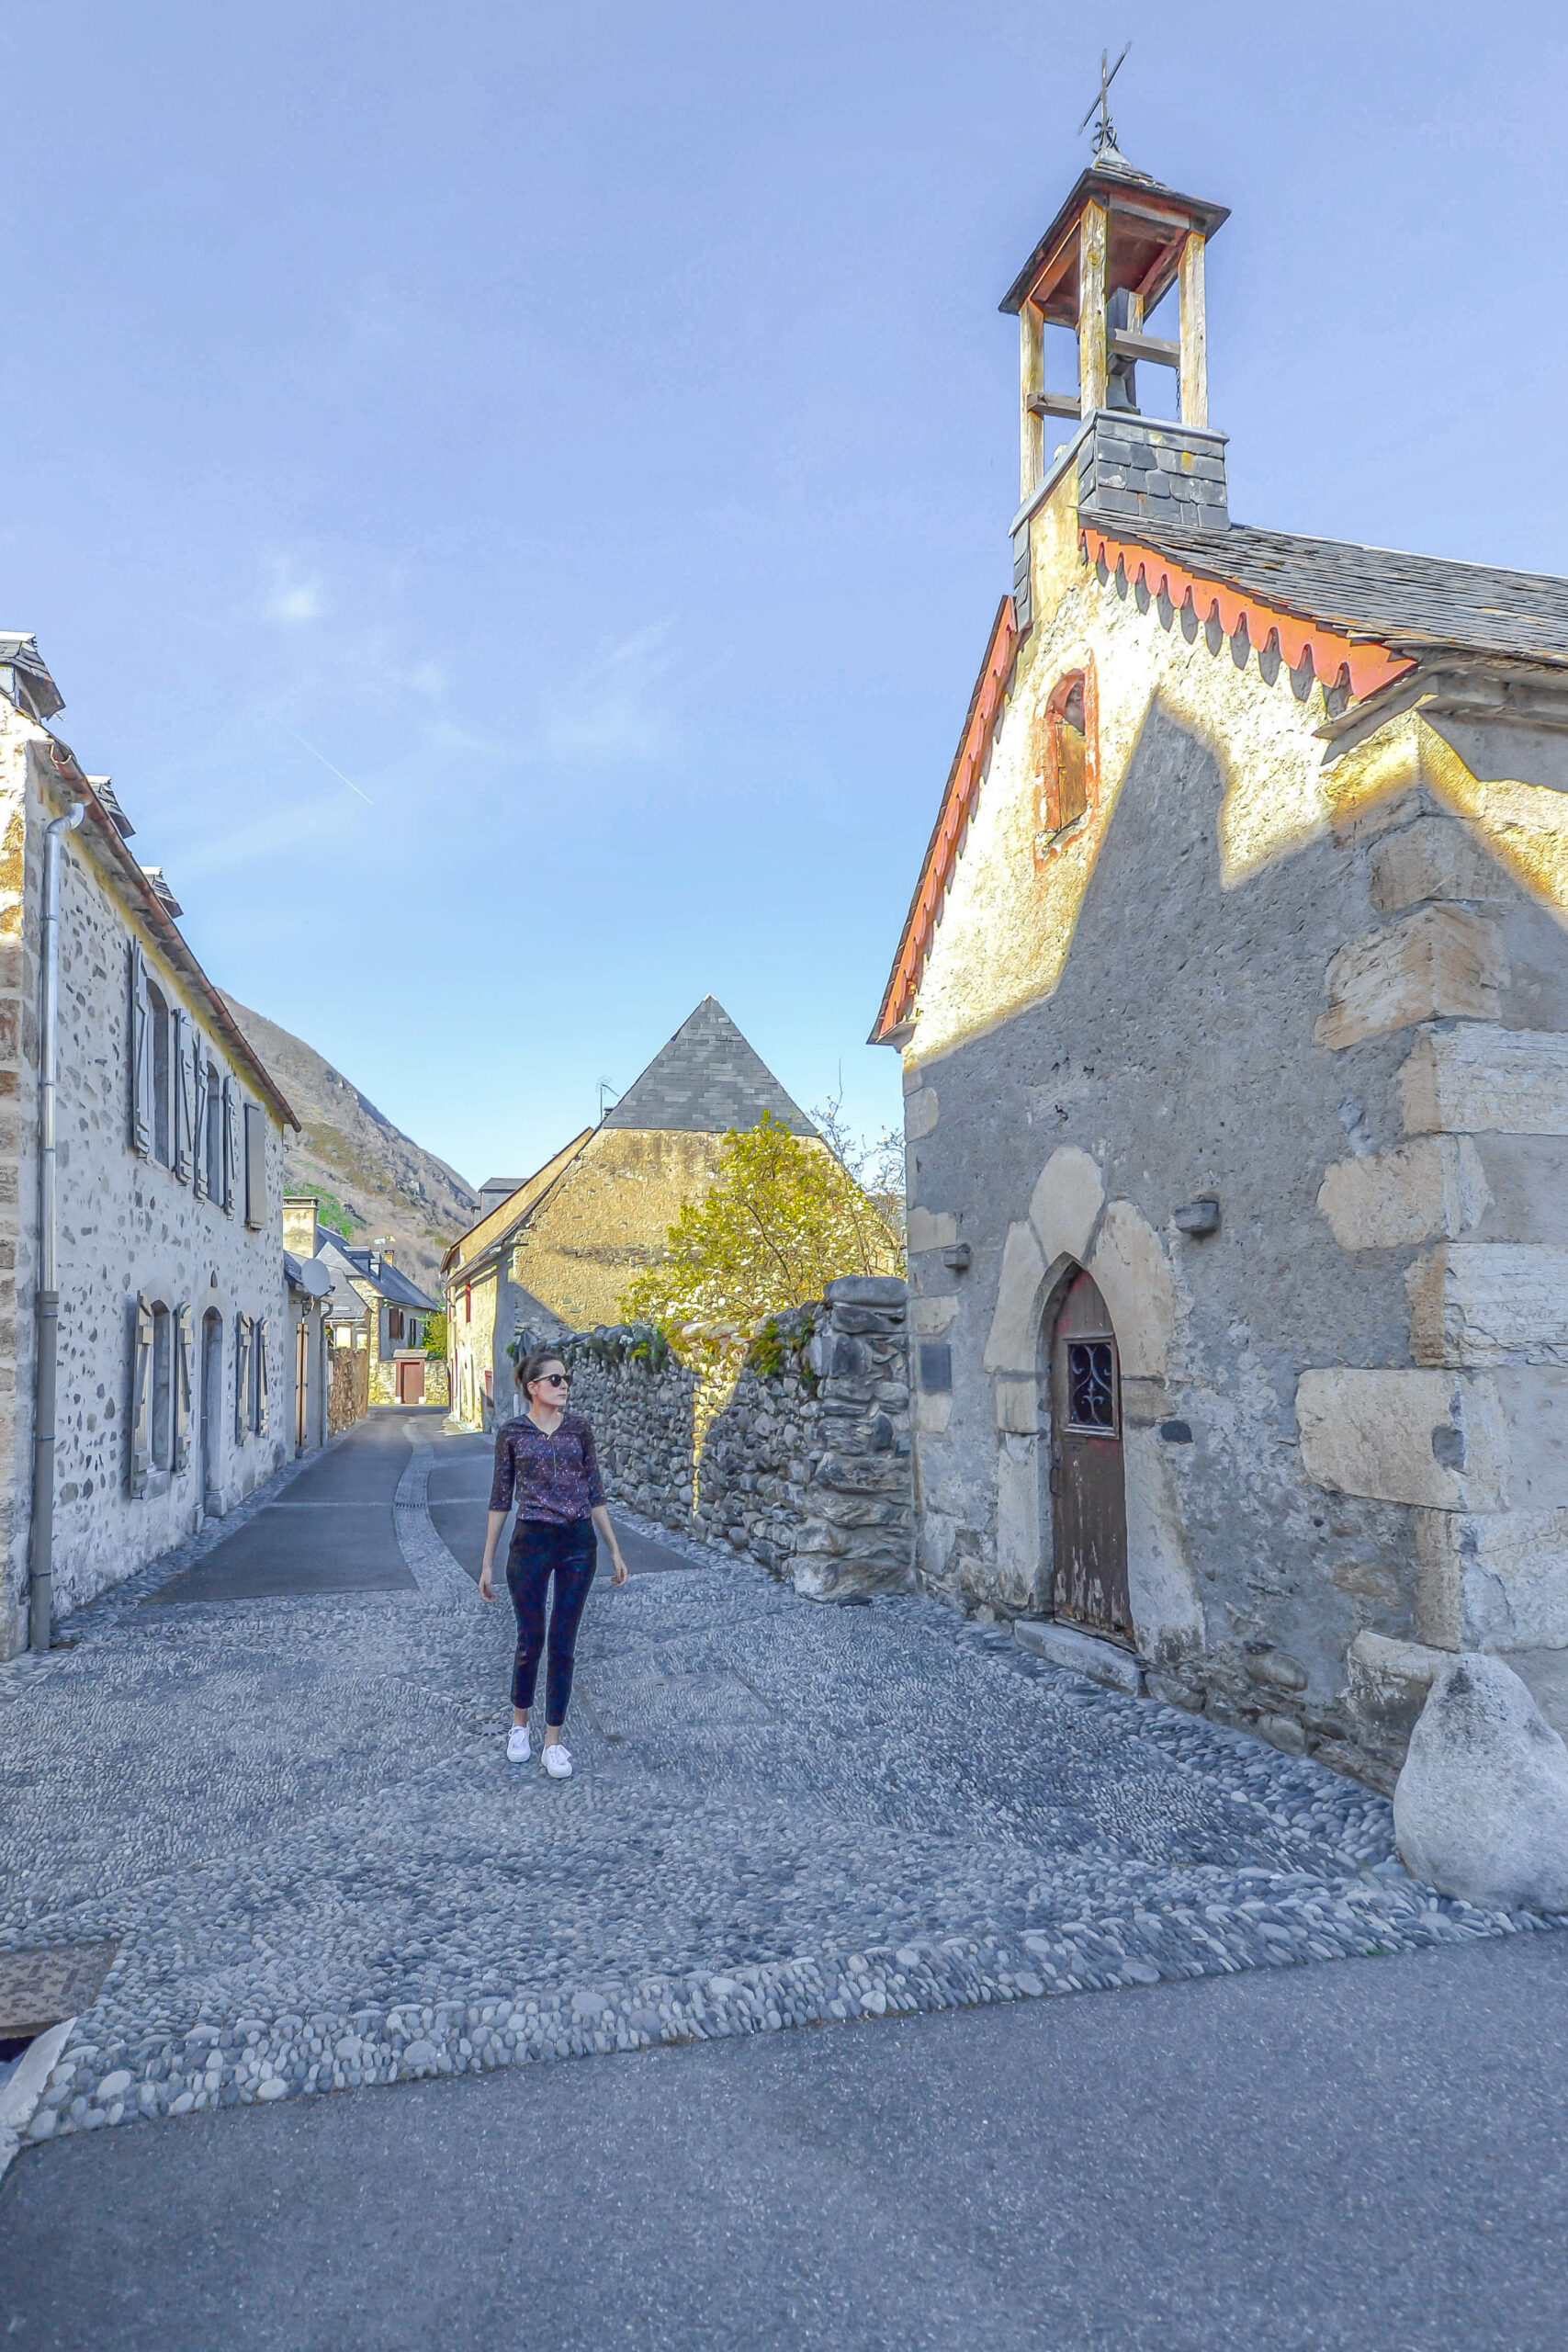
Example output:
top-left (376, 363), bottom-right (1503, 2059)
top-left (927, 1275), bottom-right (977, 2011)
top-left (275, 719), bottom-right (374, 803)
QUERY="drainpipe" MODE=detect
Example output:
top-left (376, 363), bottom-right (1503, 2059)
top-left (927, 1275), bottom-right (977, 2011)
top-left (28, 800), bottom-right (85, 1651)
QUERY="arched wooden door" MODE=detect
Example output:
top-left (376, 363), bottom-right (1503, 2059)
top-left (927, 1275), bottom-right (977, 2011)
top-left (1049, 1268), bottom-right (1133, 1646)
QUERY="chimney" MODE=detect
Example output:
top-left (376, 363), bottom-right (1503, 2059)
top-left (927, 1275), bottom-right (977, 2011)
top-left (479, 1177), bottom-right (523, 1219)
top-left (282, 1196), bottom-right (321, 1260)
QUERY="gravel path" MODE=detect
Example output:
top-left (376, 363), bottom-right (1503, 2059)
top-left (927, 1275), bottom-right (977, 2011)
top-left (2, 1418), bottom-right (1556, 2144)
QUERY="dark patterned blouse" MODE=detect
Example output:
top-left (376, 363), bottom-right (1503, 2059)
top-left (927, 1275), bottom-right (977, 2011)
top-left (488, 1411), bottom-right (606, 1526)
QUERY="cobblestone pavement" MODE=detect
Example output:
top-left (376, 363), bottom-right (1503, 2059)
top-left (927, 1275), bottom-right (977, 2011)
top-left (1, 1415), bottom-right (1557, 2145)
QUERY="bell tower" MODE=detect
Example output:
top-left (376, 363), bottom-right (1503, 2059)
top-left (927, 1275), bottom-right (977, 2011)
top-left (999, 61), bottom-right (1229, 526)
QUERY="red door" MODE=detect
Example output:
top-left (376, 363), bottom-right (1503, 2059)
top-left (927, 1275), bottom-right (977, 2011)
top-left (397, 1359), bottom-right (425, 1406)
top-left (1049, 1269), bottom-right (1134, 1645)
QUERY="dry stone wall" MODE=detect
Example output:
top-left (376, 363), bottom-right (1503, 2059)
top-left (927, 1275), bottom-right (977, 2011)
top-left (563, 1277), bottom-right (915, 1600)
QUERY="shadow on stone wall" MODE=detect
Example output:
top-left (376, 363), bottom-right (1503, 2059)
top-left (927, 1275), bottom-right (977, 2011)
top-left (564, 1279), bottom-right (914, 1601)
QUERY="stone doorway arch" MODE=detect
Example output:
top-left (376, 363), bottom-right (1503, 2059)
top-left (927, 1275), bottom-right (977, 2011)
top-left (1047, 1265), bottom-right (1133, 1646)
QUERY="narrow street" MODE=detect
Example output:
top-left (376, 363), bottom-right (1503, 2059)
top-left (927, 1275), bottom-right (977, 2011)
top-left (1, 1409), bottom-right (1564, 2349)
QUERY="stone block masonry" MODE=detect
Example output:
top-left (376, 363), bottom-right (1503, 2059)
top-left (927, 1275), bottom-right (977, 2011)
top-left (564, 1278), bottom-right (915, 1601)
top-left (1076, 413), bottom-right (1230, 536)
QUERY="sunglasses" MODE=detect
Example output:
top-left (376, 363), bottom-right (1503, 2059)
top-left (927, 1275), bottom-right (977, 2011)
top-left (535, 1372), bottom-right (571, 1388)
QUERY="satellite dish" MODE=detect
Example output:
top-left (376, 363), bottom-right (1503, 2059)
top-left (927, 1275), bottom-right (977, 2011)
top-left (300, 1257), bottom-right (333, 1299)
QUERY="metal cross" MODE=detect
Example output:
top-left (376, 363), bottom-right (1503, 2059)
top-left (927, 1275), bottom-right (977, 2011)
top-left (1077, 42), bottom-right (1131, 155)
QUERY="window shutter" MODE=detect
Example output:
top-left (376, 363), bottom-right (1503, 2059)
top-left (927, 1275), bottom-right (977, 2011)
top-left (191, 1056), bottom-right (209, 1200)
top-left (130, 1293), bottom-right (153, 1495)
top-left (174, 1304), bottom-right (195, 1469)
top-left (129, 945), bottom-right (152, 1159)
top-left (235, 1312), bottom-right (253, 1443)
top-left (255, 1317), bottom-right (269, 1434)
top-left (243, 1103), bottom-right (267, 1230)
top-left (173, 1012), bottom-right (196, 1183)
top-left (222, 1080), bottom-right (241, 1216)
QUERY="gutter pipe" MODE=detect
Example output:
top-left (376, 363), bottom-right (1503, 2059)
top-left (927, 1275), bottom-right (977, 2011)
top-left (28, 800), bottom-right (85, 1651)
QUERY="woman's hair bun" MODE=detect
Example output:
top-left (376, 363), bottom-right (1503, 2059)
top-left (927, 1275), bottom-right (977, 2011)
top-left (517, 1344), bottom-right (568, 1392)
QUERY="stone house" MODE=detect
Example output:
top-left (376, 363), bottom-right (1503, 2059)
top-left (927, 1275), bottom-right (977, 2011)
top-left (444, 998), bottom-right (817, 1430)
top-left (873, 140), bottom-right (1568, 1779)
top-left (0, 638), bottom-right (301, 1654)
top-left (312, 1228), bottom-right (444, 1408)
top-left (281, 1198), bottom-right (344, 1448)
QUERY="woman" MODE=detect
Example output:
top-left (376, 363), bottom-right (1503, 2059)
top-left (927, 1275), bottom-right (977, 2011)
top-left (479, 1345), bottom-right (627, 1778)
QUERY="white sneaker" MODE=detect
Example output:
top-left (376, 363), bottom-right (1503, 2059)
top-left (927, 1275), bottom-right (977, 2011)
top-left (543, 1743), bottom-right (573, 1779)
top-left (506, 1725), bottom-right (530, 1763)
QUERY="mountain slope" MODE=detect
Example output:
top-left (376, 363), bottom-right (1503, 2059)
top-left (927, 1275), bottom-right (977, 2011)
top-left (223, 997), bottom-right (478, 1289)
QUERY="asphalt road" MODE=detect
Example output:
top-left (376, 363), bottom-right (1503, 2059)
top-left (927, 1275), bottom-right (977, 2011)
top-left (142, 1411), bottom-right (431, 1603)
top-left (3, 1928), bottom-right (1563, 2352)
top-left (424, 1423), bottom-right (708, 1581)
top-left (141, 1411), bottom-right (688, 1606)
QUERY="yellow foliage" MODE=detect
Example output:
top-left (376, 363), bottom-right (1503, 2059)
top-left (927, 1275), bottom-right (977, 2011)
top-left (619, 1114), bottom-right (904, 1339)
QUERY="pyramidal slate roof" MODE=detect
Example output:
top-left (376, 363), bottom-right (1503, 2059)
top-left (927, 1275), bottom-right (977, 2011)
top-left (602, 998), bottom-right (816, 1136)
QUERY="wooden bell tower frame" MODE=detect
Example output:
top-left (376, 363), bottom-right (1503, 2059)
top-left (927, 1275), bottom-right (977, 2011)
top-left (999, 162), bottom-right (1230, 500)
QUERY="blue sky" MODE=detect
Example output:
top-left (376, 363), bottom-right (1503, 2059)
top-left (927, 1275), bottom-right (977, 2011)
top-left (5, 2), bottom-right (1562, 1187)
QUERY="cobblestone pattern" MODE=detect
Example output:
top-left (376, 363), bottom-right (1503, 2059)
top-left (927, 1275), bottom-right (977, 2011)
top-left (569, 1280), bottom-right (914, 1601)
top-left (3, 1445), bottom-right (1560, 2147)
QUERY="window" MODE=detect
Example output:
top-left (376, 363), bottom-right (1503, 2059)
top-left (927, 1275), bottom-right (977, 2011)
top-left (1053, 680), bottom-right (1089, 828)
top-left (234, 1312), bottom-right (253, 1444)
top-left (254, 1317), bottom-right (268, 1434)
top-left (151, 1303), bottom-right (173, 1469)
top-left (148, 983), bottom-right (171, 1166)
top-left (1033, 659), bottom-right (1100, 856)
top-left (1066, 1340), bottom-right (1117, 1434)
top-left (173, 1012), bottom-right (196, 1184)
top-left (192, 1055), bottom-right (209, 1200)
top-left (389, 1307), bottom-right (405, 1345)
top-left (130, 946), bottom-right (152, 1158)
top-left (206, 1064), bottom-right (223, 1201)
top-left (243, 1103), bottom-right (267, 1229)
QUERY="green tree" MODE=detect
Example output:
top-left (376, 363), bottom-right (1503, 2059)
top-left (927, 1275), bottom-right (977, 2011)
top-left (298, 1183), bottom-right (357, 1240)
top-left (620, 1113), bottom-right (903, 1338)
top-left (423, 1309), bottom-right (448, 1357)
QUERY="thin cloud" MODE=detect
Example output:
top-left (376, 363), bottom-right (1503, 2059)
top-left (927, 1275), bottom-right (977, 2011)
top-left (263, 557), bottom-right (330, 628)
top-left (175, 793), bottom-right (361, 882)
top-left (541, 621), bottom-right (682, 763)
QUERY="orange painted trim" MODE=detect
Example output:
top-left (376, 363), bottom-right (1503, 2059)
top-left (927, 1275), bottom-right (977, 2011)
top-left (872, 596), bottom-right (1020, 1045)
top-left (1079, 527), bottom-right (1416, 704)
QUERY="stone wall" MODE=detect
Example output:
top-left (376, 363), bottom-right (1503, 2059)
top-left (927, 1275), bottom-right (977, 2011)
top-left (563, 1278), bottom-right (915, 1600)
top-left (0, 715), bottom-right (294, 1651)
top-left (327, 1341), bottom-right (367, 1438)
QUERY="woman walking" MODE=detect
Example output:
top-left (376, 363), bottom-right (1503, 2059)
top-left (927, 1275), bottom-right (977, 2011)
top-left (479, 1345), bottom-right (627, 1778)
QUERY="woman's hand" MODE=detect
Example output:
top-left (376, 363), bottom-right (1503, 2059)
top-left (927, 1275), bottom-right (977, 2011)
top-left (479, 1508), bottom-right (508, 1604)
top-left (610, 1546), bottom-right (628, 1587)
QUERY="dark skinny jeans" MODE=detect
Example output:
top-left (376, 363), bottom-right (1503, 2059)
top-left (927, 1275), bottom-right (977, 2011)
top-left (506, 1518), bottom-right (597, 1726)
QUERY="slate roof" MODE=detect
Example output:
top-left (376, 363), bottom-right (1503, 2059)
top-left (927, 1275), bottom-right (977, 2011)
top-left (1124, 521), bottom-right (1568, 665)
top-left (321, 1231), bottom-right (437, 1313)
top-left (603, 998), bottom-right (816, 1136)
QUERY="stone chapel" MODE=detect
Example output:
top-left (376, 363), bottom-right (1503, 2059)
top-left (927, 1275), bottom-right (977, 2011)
top-left (874, 134), bottom-right (1568, 1782)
